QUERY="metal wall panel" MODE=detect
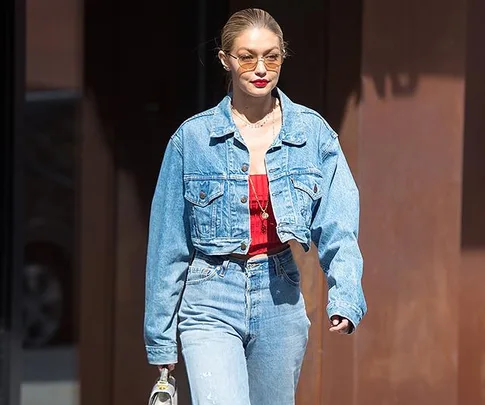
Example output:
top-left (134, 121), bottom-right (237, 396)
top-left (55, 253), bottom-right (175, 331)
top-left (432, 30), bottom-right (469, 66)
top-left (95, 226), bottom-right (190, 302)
top-left (459, 0), bottom-right (485, 403)
top-left (356, 1), bottom-right (466, 404)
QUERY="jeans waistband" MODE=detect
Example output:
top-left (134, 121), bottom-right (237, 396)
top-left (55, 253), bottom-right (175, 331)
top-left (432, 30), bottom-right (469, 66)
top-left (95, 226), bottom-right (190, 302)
top-left (193, 246), bottom-right (294, 271)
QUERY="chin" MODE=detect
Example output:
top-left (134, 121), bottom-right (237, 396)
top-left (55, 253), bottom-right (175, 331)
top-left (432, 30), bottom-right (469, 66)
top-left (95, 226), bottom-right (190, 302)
top-left (240, 82), bottom-right (277, 98)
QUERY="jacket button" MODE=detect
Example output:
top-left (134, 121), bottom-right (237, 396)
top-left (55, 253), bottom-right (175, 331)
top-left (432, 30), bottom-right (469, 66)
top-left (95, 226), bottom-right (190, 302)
top-left (241, 164), bottom-right (249, 172)
top-left (199, 191), bottom-right (207, 199)
top-left (240, 196), bottom-right (248, 203)
top-left (313, 184), bottom-right (318, 193)
top-left (240, 242), bottom-right (247, 250)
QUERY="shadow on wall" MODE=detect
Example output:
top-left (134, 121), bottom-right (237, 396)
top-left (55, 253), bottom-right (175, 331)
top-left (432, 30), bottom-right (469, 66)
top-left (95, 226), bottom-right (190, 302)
top-left (324, 1), bottom-right (485, 251)
top-left (461, 0), bottom-right (485, 249)
top-left (82, 1), bottom-right (229, 404)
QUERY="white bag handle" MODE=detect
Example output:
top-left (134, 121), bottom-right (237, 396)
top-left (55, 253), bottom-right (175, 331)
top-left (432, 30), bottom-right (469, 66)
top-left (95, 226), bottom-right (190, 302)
top-left (148, 368), bottom-right (177, 405)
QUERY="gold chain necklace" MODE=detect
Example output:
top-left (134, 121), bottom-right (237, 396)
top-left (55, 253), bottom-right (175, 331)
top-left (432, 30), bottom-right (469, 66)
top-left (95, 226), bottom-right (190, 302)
top-left (231, 98), bottom-right (278, 129)
top-left (247, 99), bottom-right (277, 233)
top-left (232, 108), bottom-right (270, 128)
top-left (249, 175), bottom-right (270, 220)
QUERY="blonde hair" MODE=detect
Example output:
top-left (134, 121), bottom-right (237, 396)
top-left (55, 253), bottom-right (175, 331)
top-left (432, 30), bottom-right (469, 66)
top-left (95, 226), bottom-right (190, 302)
top-left (221, 8), bottom-right (287, 55)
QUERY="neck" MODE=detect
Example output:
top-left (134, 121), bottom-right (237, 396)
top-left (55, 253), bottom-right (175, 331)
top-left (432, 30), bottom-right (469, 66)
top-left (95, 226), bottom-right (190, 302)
top-left (231, 87), bottom-right (275, 123)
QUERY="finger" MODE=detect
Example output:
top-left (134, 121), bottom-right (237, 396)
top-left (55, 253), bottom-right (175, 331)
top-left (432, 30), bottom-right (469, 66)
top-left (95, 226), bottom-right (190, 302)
top-left (329, 326), bottom-right (348, 334)
top-left (158, 364), bottom-right (176, 372)
top-left (330, 315), bottom-right (341, 326)
top-left (329, 319), bottom-right (350, 333)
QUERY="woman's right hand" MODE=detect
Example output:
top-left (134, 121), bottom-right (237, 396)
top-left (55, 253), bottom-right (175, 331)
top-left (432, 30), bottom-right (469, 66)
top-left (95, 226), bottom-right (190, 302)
top-left (158, 364), bottom-right (176, 372)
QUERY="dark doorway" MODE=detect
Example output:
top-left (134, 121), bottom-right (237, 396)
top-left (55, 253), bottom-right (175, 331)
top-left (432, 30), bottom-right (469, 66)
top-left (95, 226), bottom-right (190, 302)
top-left (1, 0), bottom-right (25, 404)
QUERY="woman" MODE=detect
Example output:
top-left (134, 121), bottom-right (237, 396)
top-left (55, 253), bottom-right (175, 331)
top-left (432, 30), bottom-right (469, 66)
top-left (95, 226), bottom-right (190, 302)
top-left (144, 8), bottom-right (366, 405)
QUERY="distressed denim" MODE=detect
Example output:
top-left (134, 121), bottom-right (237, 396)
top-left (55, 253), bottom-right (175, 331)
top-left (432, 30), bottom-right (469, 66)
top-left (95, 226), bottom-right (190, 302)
top-left (144, 88), bottom-right (367, 366)
top-left (178, 248), bottom-right (310, 405)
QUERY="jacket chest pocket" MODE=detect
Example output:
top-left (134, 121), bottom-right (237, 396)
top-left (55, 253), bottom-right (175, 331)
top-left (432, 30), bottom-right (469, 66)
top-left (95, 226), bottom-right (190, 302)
top-left (290, 174), bottom-right (324, 225)
top-left (184, 179), bottom-right (224, 239)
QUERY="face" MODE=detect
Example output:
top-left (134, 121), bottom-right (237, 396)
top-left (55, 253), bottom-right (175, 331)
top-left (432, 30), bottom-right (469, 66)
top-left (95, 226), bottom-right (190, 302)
top-left (219, 27), bottom-right (283, 99)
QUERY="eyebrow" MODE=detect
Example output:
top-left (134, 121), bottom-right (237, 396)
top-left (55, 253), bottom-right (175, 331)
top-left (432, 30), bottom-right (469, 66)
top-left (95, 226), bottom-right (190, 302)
top-left (236, 47), bottom-right (280, 54)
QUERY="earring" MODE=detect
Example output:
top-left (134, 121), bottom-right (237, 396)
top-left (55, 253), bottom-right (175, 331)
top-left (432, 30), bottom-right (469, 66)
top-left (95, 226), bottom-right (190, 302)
top-left (223, 65), bottom-right (230, 71)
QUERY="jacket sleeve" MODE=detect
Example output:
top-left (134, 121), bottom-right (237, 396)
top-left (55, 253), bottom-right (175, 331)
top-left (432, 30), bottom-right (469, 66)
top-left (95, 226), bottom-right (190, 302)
top-left (144, 133), bottom-right (193, 364)
top-left (311, 133), bottom-right (367, 332)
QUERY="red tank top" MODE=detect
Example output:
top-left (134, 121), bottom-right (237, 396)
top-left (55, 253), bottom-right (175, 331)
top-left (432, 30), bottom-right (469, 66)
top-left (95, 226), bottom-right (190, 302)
top-left (247, 174), bottom-right (285, 255)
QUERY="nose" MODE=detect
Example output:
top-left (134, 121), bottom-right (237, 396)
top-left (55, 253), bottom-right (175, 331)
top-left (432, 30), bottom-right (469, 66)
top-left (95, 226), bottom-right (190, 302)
top-left (254, 58), bottom-right (267, 76)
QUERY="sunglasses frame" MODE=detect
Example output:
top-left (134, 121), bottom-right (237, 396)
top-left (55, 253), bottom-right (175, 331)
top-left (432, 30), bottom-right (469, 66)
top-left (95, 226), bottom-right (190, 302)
top-left (225, 52), bottom-right (284, 71)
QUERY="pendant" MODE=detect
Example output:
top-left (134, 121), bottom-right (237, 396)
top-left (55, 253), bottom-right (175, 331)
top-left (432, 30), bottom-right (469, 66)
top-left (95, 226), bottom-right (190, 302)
top-left (261, 212), bottom-right (269, 220)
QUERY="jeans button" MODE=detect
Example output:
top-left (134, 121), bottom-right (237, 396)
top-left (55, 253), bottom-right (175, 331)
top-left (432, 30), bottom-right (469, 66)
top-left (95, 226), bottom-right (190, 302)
top-left (240, 242), bottom-right (247, 250)
top-left (240, 195), bottom-right (248, 203)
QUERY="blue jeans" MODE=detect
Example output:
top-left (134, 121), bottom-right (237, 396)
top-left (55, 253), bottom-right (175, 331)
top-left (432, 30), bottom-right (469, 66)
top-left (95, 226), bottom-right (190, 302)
top-left (178, 248), bottom-right (311, 405)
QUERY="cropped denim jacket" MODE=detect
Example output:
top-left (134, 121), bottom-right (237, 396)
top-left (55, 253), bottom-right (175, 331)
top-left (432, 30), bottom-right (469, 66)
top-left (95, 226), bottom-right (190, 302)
top-left (144, 88), bottom-right (367, 365)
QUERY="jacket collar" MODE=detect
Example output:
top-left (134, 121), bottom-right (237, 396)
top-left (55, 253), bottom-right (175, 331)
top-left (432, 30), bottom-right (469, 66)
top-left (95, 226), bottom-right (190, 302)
top-left (209, 88), bottom-right (307, 146)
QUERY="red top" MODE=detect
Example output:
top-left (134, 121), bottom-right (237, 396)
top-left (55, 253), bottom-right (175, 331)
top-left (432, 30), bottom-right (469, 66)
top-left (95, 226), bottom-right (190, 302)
top-left (247, 174), bottom-right (285, 255)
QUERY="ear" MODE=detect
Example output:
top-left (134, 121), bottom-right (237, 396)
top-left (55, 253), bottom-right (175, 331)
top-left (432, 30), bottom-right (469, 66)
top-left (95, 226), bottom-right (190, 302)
top-left (218, 50), bottom-right (230, 71)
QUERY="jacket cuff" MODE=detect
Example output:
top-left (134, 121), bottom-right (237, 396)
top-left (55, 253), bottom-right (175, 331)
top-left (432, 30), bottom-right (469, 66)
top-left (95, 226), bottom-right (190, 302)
top-left (327, 301), bottom-right (363, 334)
top-left (146, 345), bottom-right (178, 365)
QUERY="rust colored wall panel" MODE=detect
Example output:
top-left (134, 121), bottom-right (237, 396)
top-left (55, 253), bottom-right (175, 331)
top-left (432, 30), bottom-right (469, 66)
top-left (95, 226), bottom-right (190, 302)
top-left (357, 80), bottom-right (463, 404)
top-left (321, 4), bottom-right (362, 404)
top-left (79, 1), bottom-right (118, 403)
top-left (461, 0), bottom-right (485, 250)
top-left (459, 251), bottom-right (485, 404)
top-left (459, 0), bottom-right (485, 403)
top-left (356, 1), bottom-right (467, 404)
top-left (79, 78), bottom-right (116, 405)
top-left (110, 2), bottom-right (193, 404)
top-left (26, 0), bottom-right (82, 89)
top-left (291, 244), bottom-right (326, 405)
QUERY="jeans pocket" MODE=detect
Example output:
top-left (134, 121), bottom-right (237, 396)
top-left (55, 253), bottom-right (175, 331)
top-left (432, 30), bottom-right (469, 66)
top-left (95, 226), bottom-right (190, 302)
top-left (185, 264), bottom-right (218, 285)
top-left (278, 260), bottom-right (300, 287)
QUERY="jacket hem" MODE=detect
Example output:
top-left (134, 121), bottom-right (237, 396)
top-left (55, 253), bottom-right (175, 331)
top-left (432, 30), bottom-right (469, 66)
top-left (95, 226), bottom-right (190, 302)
top-left (327, 302), bottom-right (364, 334)
top-left (146, 345), bottom-right (178, 365)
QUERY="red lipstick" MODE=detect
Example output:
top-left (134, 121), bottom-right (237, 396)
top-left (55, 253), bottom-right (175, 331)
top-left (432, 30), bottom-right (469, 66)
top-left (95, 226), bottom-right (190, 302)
top-left (251, 80), bottom-right (269, 88)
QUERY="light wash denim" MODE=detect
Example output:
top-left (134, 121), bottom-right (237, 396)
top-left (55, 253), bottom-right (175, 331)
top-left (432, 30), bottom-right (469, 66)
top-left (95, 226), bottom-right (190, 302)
top-left (144, 88), bottom-right (367, 367)
top-left (179, 248), bottom-right (309, 405)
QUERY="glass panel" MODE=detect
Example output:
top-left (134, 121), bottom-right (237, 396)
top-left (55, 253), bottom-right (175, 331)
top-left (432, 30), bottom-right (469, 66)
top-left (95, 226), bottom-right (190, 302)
top-left (21, 0), bottom-right (82, 403)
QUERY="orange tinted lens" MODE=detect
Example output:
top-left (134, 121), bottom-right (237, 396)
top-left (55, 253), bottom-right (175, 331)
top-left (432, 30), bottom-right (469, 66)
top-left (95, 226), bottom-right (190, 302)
top-left (240, 61), bottom-right (257, 70)
top-left (264, 56), bottom-right (282, 69)
top-left (264, 62), bottom-right (280, 70)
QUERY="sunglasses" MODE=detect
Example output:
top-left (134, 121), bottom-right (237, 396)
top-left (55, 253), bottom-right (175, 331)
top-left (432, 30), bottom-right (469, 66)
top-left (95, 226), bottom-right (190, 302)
top-left (225, 52), bottom-right (284, 71)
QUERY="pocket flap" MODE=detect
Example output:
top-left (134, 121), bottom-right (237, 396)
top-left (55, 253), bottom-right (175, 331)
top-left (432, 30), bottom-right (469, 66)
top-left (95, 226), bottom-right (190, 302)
top-left (184, 180), bottom-right (224, 207)
top-left (291, 175), bottom-right (324, 200)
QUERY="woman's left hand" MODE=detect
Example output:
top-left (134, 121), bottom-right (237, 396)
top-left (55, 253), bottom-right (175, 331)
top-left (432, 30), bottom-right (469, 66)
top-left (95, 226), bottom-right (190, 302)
top-left (329, 315), bottom-right (352, 334)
